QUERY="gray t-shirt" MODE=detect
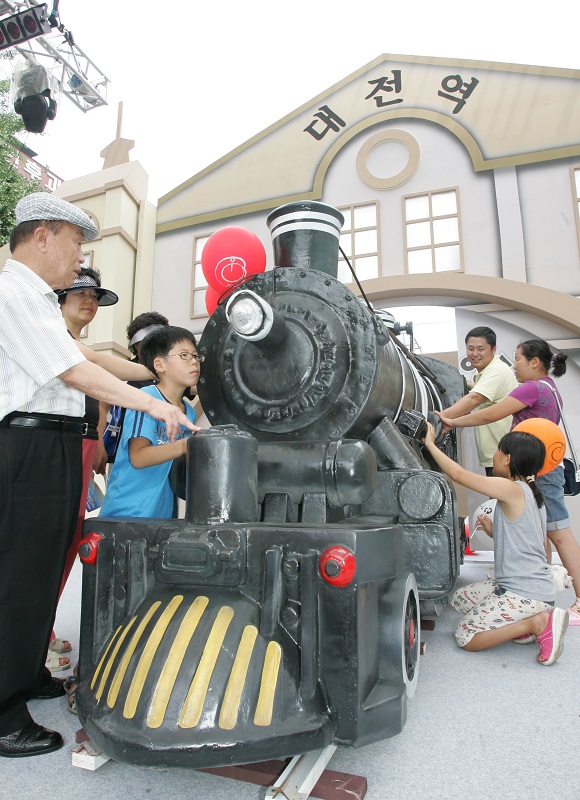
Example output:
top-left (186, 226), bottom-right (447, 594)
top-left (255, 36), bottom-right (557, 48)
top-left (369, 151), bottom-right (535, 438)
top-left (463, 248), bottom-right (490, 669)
top-left (494, 481), bottom-right (555, 603)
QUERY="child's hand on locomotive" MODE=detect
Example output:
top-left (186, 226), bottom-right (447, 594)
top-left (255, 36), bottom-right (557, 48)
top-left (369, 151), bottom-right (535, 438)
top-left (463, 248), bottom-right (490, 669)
top-left (423, 422), bottom-right (437, 448)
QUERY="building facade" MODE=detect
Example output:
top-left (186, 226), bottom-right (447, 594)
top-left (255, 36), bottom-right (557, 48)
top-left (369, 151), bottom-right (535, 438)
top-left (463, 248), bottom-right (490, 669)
top-left (152, 54), bottom-right (580, 543)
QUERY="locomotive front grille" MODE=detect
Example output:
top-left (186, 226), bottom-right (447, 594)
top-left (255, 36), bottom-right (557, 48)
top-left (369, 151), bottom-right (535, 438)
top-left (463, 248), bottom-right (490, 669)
top-left (87, 594), bottom-right (283, 731)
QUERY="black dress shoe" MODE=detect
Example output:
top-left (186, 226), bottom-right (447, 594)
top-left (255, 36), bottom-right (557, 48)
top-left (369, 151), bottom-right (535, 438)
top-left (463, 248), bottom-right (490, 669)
top-left (29, 677), bottom-right (67, 700)
top-left (0, 722), bottom-right (63, 758)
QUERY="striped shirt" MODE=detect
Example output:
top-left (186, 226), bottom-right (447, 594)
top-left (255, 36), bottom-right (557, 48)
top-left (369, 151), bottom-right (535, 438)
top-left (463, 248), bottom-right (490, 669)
top-left (0, 259), bottom-right (85, 419)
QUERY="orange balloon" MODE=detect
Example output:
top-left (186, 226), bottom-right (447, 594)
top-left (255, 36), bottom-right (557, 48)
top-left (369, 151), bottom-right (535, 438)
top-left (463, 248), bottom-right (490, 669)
top-left (512, 417), bottom-right (566, 475)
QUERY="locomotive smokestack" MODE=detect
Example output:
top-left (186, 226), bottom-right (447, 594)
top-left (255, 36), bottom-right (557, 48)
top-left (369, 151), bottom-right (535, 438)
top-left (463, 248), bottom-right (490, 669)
top-left (266, 201), bottom-right (344, 278)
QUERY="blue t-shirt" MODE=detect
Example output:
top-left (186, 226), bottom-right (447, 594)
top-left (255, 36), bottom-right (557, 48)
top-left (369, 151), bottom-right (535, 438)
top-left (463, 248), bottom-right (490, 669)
top-left (100, 385), bottom-right (197, 519)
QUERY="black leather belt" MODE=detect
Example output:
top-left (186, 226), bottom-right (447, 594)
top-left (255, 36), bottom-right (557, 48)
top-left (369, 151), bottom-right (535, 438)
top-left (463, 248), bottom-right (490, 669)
top-left (0, 412), bottom-right (87, 435)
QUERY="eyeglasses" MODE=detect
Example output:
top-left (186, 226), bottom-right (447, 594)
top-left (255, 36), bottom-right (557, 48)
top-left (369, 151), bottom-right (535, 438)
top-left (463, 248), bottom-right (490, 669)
top-left (163, 352), bottom-right (205, 363)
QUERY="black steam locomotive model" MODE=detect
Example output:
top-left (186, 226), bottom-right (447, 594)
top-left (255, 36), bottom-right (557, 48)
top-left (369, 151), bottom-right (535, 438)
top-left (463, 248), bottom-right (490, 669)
top-left (76, 202), bottom-right (466, 769)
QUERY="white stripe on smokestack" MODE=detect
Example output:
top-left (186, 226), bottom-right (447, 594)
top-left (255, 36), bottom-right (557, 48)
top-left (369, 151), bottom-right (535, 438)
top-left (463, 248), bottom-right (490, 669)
top-left (268, 209), bottom-right (344, 237)
top-left (270, 221), bottom-right (342, 240)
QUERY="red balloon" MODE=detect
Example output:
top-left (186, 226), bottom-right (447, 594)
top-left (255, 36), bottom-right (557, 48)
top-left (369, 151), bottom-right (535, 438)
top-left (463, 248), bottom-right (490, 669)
top-left (204, 284), bottom-right (238, 316)
top-left (204, 285), bottom-right (221, 316)
top-left (201, 227), bottom-right (266, 291)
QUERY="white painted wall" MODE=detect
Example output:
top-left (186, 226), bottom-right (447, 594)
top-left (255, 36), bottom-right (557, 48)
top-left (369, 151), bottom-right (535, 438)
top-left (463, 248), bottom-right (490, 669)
top-left (322, 118), bottom-right (502, 278)
top-left (517, 159), bottom-right (580, 293)
top-left (154, 117), bottom-right (506, 331)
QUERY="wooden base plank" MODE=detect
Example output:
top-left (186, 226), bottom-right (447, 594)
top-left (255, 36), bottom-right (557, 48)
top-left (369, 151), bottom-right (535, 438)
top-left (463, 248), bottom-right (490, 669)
top-left (76, 729), bottom-right (367, 799)
top-left (201, 760), bottom-right (367, 800)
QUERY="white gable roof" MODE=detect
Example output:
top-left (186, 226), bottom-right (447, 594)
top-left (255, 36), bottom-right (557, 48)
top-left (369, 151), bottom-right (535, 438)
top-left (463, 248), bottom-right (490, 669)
top-left (157, 53), bottom-right (580, 233)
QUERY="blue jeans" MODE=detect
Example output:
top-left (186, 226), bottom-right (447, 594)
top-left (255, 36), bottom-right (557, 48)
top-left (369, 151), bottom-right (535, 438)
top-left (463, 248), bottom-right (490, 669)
top-left (537, 466), bottom-right (569, 530)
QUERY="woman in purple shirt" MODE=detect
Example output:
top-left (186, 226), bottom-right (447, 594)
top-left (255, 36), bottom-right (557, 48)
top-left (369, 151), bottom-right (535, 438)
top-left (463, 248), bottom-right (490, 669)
top-left (438, 339), bottom-right (580, 621)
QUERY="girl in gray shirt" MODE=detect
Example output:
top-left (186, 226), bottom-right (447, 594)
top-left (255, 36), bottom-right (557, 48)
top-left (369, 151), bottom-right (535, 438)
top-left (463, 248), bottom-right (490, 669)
top-left (423, 424), bottom-right (568, 666)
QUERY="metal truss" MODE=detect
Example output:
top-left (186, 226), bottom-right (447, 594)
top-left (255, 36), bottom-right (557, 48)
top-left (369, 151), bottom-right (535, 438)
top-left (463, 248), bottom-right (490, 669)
top-left (0, 1), bottom-right (109, 112)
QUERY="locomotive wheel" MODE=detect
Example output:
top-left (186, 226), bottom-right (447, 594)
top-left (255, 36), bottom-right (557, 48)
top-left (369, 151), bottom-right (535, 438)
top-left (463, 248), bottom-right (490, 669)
top-left (380, 572), bottom-right (421, 699)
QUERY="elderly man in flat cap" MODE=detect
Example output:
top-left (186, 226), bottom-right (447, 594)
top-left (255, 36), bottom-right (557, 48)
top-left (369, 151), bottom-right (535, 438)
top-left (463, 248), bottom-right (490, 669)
top-left (0, 193), bottom-right (197, 758)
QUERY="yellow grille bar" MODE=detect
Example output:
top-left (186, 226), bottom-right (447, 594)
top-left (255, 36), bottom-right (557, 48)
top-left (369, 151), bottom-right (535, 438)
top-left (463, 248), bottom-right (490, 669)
top-left (94, 616), bottom-right (138, 701)
top-left (147, 596), bottom-right (209, 729)
top-left (218, 625), bottom-right (259, 730)
top-left (179, 605), bottom-right (234, 729)
top-left (106, 601), bottom-right (161, 708)
top-left (90, 626), bottom-right (122, 690)
top-left (254, 640), bottom-right (282, 726)
top-left (123, 595), bottom-right (184, 719)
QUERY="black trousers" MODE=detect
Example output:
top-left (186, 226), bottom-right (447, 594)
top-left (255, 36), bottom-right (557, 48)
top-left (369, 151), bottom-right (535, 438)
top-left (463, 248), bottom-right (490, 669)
top-left (0, 426), bottom-right (82, 735)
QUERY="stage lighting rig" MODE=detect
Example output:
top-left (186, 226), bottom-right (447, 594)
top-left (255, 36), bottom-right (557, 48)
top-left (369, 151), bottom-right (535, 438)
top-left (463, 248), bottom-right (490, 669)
top-left (1, 0), bottom-right (109, 123)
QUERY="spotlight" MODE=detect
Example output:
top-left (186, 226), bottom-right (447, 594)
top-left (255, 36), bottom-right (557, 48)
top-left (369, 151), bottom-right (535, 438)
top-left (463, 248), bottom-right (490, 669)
top-left (12, 58), bottom-right (59, 133)
top-left (0, 4), bottom-right (51, 51)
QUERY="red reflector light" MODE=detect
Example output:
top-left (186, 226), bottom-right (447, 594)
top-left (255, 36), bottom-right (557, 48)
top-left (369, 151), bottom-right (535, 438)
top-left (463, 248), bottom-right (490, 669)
top-left (79, 532), bottom-right (104, 565)
top-left (319, 545), bottom-right (356, 587)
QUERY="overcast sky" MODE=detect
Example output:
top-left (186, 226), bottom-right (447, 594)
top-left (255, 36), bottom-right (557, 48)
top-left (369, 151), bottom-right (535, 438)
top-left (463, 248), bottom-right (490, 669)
top-left (2, 1), bottom-right (578, 203)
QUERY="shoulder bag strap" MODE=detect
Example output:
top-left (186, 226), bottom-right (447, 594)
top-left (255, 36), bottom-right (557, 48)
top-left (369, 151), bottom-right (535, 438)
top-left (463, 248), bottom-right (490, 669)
top-left (538, 380), bottom-right (579, 470)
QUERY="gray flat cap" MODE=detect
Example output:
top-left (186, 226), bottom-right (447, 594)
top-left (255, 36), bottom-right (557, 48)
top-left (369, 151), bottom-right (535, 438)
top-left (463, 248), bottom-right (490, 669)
top-left (15, 192), bottom-right (99, 242)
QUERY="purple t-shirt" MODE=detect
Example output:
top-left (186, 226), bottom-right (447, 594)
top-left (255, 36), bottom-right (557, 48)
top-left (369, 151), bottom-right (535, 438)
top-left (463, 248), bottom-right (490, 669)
top-left (509, 378), bottom-right (562, 427)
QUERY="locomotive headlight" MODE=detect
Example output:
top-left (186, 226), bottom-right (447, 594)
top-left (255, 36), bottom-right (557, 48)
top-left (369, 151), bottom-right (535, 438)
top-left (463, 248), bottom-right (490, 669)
top-left (226, 290), bottom-right (272, 339)
top-left (225, 289), bottom-right (286, 346)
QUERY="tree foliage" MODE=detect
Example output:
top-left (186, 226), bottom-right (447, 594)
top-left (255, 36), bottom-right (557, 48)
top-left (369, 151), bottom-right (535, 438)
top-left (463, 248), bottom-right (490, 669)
top-left (0, 74), bottom-right (41, 247)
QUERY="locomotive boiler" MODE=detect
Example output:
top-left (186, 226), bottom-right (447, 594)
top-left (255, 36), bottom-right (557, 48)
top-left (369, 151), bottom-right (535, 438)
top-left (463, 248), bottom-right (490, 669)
top-left (76, 201), bottom-right (466, 770)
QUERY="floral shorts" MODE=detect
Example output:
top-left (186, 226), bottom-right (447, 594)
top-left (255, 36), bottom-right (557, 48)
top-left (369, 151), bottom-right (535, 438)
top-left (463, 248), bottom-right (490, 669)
top-left (452, 579), bottom-right (553, 647)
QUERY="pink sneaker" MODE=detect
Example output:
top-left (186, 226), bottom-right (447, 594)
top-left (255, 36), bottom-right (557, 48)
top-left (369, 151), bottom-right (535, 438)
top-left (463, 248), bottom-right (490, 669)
top-left (568, 606), bottom-right (580, 626)
top-left (513, 633), bottom-right (536, 644)
top-left (537, 608), bottom-right (569, 665)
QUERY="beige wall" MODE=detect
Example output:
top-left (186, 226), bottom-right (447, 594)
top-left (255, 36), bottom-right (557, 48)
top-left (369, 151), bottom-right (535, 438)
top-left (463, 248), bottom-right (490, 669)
top-left (54, 161), bottom-right (156, 356)
top-left (1, 161), bottom-right (157, 359)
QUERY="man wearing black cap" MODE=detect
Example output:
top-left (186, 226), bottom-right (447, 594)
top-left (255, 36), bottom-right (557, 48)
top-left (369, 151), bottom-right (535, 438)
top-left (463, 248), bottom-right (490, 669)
top-left (0, 193), bottom-right (197, 758)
